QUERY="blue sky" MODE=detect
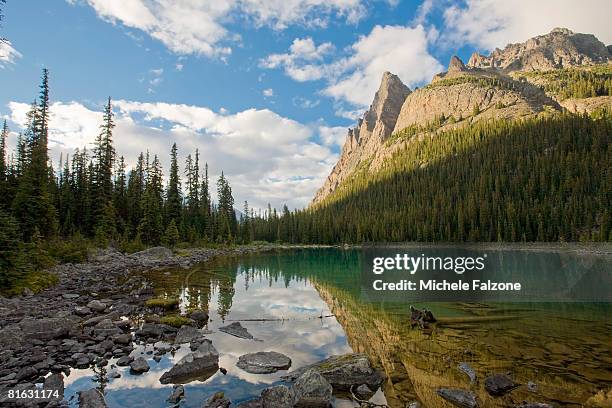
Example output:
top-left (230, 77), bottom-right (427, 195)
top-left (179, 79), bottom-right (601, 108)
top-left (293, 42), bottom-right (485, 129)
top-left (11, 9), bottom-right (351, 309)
top-left (1, 0), bottom-right (610, 209)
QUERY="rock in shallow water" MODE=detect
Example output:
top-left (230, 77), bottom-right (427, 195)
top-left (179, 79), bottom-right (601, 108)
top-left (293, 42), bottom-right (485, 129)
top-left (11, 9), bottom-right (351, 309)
top-left (159, 340), bottom-right (219, 384)
top-left (261, 385), bottom-right (295, 408)
top-left (484, 373), bottom-right (519, 396)
top-left (167, 384), bottom-right (184, 403)
top-left (293, 369), bottom-right (332, 407)
top-left (437, 388), bottom-right (478, 408)
top-left (458, 362), bottom-right (477, 383)
top-left (219, 322), bottom-right (253, 339)
top-left (282, 353), bottom-right (385, 391)
top-left (236, 351), bottom-right (291, 374)
top-left (79, 388), bottom-right (108, 408)
top-left (130, 357), bottom-right (150, 374)
top-left (175, 326), bottom-right (204, 344)
top-left (203, 391), bottom-right (231, 408)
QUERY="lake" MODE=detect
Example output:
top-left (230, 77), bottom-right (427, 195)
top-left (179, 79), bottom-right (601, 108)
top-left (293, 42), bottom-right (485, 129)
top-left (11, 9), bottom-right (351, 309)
top-left (63, 247), bottom-right (611, 407)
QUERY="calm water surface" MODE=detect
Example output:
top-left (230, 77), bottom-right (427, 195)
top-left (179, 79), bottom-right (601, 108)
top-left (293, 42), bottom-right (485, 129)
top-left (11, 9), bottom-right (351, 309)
top-left (62, 248), bottom-right (611, 407)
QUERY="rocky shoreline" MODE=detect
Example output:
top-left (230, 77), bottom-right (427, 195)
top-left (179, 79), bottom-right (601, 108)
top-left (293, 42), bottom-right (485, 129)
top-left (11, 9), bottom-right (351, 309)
top-left (0, 245), bottom-right (265, 406)
top-left (0, 245), bottom-right (387, 408)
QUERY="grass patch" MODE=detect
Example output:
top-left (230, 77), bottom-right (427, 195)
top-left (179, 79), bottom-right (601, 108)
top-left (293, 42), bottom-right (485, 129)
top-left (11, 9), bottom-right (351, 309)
top-left (159, 315), bottom-right (192, 328)
top-left (145, 297), bottom-right (180, 310)
top-left (3, 271), bottom-right (59, 297)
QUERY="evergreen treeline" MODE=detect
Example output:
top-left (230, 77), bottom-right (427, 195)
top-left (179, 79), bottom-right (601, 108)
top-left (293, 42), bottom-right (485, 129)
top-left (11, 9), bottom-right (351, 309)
top-left (250, 113), bottom-right (611, 243)
top-left (520, 65), bottom-right (612, 99)
top-left (0, 70), bottom-right (250, 290)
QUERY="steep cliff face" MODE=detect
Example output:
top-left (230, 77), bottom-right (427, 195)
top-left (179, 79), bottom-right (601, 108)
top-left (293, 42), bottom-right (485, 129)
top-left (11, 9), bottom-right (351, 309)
top-left (312, 72), bottom-right (410, 205)
top-left (467, 28), bottom-right (611, 72)
top-left (393, 57), bottom-right (560, 133)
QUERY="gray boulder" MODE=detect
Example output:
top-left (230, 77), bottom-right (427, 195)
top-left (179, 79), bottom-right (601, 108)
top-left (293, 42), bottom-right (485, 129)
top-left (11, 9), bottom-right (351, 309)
top-left (219, 322), bottom-right (253, 339)
top-left (129, 357), bottom-right (150, 374)
top-left (293, 369), bottom-right (332, 407)
top-left (237, 351), bottom-right (291, 374)
top-left (159, 340), bottom-right (219, 384)
top-left (43, 373), bottom-right (64, 400)
top-left (437, 388), bottom-right (478, 408)
top-left (282, 353), bottom-right (384, 391)
top-left (132, 246), bottom-right (173, 261)
top-left (485, 374), bottom-right (519, 396)
top-left (116, 355), bottom-right (134, 366)
top-left (19, 317), bottom-right (75, 341)
top-left (93, 319), bottom-right (122, 337)
top-left (261, 385), bottom-right (295, 408)
top-left (175, 326), bottom-right (203, 344)
top-left (87, 300), bottom-right (107, 313)
top-left (79, 388), bottom-right (108, 408)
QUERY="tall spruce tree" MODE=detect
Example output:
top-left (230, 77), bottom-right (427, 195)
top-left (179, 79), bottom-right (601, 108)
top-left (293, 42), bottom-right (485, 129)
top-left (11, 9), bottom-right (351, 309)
top-left (165, 143), bottom-right (182, 225)
top-left (12, 69), bottom-right (58, 239)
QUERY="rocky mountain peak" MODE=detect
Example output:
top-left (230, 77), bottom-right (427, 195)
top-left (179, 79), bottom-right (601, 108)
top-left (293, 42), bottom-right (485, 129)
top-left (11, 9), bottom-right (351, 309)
top-left (366, 71), bottom-right (411, 132)
top-left (448, 56), bottom-right (467, 73)
top-left (466, 27), bottom-right (611, 72)
top-left (311, 72), bottom-right (410, 205)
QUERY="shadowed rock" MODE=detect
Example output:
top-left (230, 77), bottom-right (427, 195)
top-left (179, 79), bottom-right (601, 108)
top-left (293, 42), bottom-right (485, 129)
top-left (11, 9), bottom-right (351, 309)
top-left (282, 353), bottom-right (385, 391)
top-left (175, 326), bottom-right (204, 344)
top-left (485, 373), bottom-right (519, 396)
top-left (219, 322), bottom-right (253, 339)
top-left (203, 392), bottom-right (231, 408)
top-left (129, 357), bottom-right (150, 374)
top-left (159, 340), bottom-right (219, 384)
top-left (167, 385), bottom-right (184, 404)
top-left (79, 388), bottom-right (108, 408)
top-left (236, 351), bottom-right (291, 374)
top-left (293, 369), bottom-right (332, 407)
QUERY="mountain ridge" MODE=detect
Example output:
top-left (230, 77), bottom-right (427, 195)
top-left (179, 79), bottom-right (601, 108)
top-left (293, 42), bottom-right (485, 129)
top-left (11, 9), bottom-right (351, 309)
top-left (311, 27), bottom-right (612, 206)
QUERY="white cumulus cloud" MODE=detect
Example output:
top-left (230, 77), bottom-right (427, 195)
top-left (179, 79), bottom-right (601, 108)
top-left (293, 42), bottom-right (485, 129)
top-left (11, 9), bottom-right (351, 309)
top-left (442, 0), bottom-right (612, 50)
top-left (0, 41), bottom-right (22, 68)
top-left (6, 99), bottom-right (338, 209)
top-left (72, 0), bottom-right (373, 58)
top-left (261, 24), bottom-right (443, 109)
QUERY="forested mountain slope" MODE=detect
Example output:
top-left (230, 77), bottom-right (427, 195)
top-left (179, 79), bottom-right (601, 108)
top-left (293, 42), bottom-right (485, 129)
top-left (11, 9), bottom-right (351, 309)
top-left (297, 28), bottom-right (612, 243)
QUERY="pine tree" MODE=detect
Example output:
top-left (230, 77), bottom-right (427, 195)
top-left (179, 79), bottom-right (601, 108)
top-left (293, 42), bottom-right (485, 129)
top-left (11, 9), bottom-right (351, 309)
top-left (12, 70), bottom-right (58, 239)
top-left (165, 143), bottom-right (182, 225)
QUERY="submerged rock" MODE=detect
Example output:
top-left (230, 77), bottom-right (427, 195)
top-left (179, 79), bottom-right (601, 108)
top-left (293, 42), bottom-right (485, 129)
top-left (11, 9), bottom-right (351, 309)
top-left (293, 369), bottom-right (332, 407)
top-left (437, 388), bottom-right (478, 408)
top-left (159, 340), bottom-right (219, 384)
top-left (484, 373), bottom-right (519, 396)
top-left (410, 306), bottom-right (436, 329)
top-left (237, 351), bottom-right (292, 374)
top-left (219, 322), bottom-right (253, 339)
top-left (458, 362), bottom-right (477, 383)
top-left (79, 388), bottom-right (108, 408)
top-left (203, 392), bottom-right (231, 408)
top-left (282, 353), bottom-right (385, 391)
top-left (167, 385), bottom-right (184, 404)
